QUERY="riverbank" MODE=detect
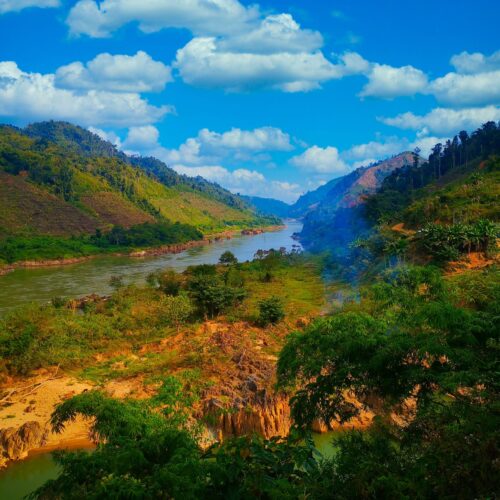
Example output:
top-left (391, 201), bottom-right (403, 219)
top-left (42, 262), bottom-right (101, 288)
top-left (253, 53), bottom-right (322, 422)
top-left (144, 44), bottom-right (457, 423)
top-left (0, 225), bottom-right (285, 276)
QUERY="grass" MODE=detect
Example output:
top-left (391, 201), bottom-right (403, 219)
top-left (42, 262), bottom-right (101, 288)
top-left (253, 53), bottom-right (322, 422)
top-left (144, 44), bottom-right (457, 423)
top-left (0, 254), bottom-right (327, 383)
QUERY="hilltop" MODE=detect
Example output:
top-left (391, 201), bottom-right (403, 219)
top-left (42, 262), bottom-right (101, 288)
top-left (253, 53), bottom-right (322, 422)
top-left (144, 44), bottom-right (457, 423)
top-left (0, 122), bottom-right (277, 264)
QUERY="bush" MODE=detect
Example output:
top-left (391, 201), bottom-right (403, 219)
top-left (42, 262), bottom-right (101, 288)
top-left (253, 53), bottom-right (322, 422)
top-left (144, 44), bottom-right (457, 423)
top-left (258, 297), bottom-right (285, 325)
top-left (188, 274), bottom-right (246, 318)
top-left (147, 269), bottom-right (182, 296)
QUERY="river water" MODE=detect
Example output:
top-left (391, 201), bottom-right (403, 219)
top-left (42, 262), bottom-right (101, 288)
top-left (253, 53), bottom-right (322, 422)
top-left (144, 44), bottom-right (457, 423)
top-left (0, 222), bottom-right (307, 498)
top-left (0, 222), bottom-right (302, 315)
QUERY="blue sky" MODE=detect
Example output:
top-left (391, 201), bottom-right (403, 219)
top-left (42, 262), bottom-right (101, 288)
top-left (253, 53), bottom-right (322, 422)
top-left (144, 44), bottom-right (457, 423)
top-left (1, 0), bottom-right (499, 202)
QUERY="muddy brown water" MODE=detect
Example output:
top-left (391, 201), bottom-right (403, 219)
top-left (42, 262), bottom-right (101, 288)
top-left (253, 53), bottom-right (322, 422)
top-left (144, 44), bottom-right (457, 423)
top-left (0, 222), bottom-right (302, 315)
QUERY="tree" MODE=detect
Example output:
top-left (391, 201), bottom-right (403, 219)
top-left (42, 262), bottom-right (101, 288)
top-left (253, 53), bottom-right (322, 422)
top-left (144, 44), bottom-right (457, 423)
top-left (188, 274), bottom-right (245, 318)
top-left (219, 251), bottom-right (238, 266)
top-left (258, 296), bottom-right (285, 325)
top-left (160, 294), bottom-right (194, 332)
top-left (147, 269), bottom-right (182, 296)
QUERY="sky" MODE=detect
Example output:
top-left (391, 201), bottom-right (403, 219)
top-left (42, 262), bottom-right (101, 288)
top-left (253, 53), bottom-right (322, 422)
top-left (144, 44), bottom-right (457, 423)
top-left (0, 0), bottom-right (499, 203)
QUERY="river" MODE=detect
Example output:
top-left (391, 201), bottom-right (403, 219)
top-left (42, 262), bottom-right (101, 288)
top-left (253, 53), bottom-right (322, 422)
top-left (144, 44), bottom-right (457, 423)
top-left (0, 222), bottom-right (307, 497)
top-left (0, 222), bottom-right (302, 315)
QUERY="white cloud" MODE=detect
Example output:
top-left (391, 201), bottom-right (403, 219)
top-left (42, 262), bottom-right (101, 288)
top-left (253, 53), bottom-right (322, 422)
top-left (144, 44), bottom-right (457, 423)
top-left (88, 126), bottom-right (122, 148)
top-left (345, 138), bottom-right (406, 160)
top-left (0, 0), bottom-right (59, 14)
top-left (173, 164), bottom-right (301, 203)
top-left (450, 50), bottom-right (500, 74)
top-left (123, 125), bottom-right (160, 150)
top-left (55, 51), bottom-right (172, 93)
top-left (360, 63), bottom-right (428, 99)
top-left (197, 126), bottom-right (293, 152)
top-left (175, 35), bottom-right (340, 93)
top-left (289, 145), bottom-right (349, 174)
top-left (352, 158), bottom-right (378, 169)
top-left (410, 135), bottom-right (450, 158)
top-left (429, 70), bottom-right (500, 106)
top-left (217, 14), bottom-right (323, 54)
top-left (67, 0), bottom-right (258, 38)
top-left (345, 133), bottom-right (452, 165)
top-left (151, 126), bottom-right (293, 166)
top-left (0, 61), bottom-right (173, 127)
top-left (380, 106), bottom-right (500, 135)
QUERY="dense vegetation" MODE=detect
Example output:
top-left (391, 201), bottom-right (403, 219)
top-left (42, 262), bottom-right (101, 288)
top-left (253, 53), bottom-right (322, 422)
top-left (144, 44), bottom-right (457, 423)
top-left (0, 250), bottom-right (318, 377)
top-left (0, 122), bottom-right (278, 265)
top-left (2, 122), bottom-right (499, 499)
top-left (0, 222), bottom-right (203, 263)
top-left (366, 122), bottom-right (500, 225)
top-left (30, 263), bottom-right (499, 498)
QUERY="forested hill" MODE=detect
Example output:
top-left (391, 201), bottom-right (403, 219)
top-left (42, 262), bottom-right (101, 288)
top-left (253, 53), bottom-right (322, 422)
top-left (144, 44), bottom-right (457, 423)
top-left (241, 195), bottom-right (291, 218)
top-left (23, 121), bottom-right (248, 211)
top-left (302, 121), bottom-right (500, 272)
top-left (0, 122), bottom-right (277, 264)
top-left (298, 152), bottom-right (421, 253)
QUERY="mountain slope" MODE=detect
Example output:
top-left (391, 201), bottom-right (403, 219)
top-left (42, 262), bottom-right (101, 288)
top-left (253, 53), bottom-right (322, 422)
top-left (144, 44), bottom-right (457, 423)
top-left (0, 122), bottom-right (269, 238)
top-left (241, 195), bottom-right (291, 218)
top-left (298, 152), bottom-right (420, 253)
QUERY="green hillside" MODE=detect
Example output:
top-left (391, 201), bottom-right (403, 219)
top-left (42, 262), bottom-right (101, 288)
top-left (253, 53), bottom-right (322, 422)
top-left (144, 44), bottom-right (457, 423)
top-left (0, 122), bottom-right (276, 264)
top-left (353, 123), bottom-right (500, 270)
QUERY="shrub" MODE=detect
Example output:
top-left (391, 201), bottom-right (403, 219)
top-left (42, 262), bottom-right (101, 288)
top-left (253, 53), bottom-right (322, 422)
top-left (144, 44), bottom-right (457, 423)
top-left (258, 297), bottom-right (285, 326)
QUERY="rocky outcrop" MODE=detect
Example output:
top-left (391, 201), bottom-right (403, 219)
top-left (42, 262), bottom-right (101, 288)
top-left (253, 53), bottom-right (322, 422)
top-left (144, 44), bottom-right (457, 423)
top-left (0, 421), bottom-right (48, 467)
top-left (206, 392), bottom-right (291, 440)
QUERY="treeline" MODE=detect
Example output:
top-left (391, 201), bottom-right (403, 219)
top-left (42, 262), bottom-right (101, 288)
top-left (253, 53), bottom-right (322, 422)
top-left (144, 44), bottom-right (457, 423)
top-left (366, 121), bottom-right (500, 223)
top-left (0, 222), bottom-right (203, 264)
top-left (0, 126), bottom-right (164, 217)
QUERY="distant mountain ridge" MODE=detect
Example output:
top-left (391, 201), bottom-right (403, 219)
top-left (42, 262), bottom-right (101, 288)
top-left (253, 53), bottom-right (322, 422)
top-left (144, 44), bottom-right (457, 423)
top-left (241, 195), bottom-right (291, 218)
top-left (297, 152), bottom-right (422, 253)
top-left (23, 121), bottom-right (249, 211)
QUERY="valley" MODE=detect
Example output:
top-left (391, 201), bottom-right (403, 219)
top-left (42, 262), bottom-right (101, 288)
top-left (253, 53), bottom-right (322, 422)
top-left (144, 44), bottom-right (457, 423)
top-left (0, 122), bottom-right (498, 498)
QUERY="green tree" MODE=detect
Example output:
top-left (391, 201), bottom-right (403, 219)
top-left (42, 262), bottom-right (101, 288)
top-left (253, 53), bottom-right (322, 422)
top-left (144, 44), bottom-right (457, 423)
top-left (219, 250), bottom-right (238, 265)
top-left (258, 296), bottom-right (285, 326)
top-left (160, 294), bottom-right (194, 332)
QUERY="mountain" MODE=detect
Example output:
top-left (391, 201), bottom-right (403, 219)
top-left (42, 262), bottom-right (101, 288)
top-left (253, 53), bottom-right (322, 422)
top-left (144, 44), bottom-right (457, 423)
top-left (24, 121), bottom-right (249, 211)
top-left (0, 121), bottom-right (277, 263)
top-left (241, 195), bottom-right (291, 218)
top-left (297, 152), bottom-right (420, 253)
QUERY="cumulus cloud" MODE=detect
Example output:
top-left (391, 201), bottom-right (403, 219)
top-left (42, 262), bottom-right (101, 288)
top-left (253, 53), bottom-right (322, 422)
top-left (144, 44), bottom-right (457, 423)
top-left (66, 0), bottom-right (258, 38)
top-left (0, 61), bottom-right (173, 127)
top-left (345, 137), bottom-right (406, 160)
top-left (429, 70), bottom-right (500, 106)
top-left (175, 36), bottom-right (339, 93)
top-left (55, 51), bottom-right (172, 93)
top-left (289, 145), bottom-right (349, 174)
top-left (0, 0), bottom-right (59, 14)
top-left (450, 50), bottom-right (500, 74)
top-left (173, 164), bottom-right (301, 203)
top-left (152, 126), bottom-right (293, 166)
top-left (360, 63), bottom-right (428, 99)
top-left (217, 14), bottom-right (323, 55)
top-left (123, 125), bottom-right (161, 150)
top-left (88, 126), bottom-right (122, 148)
top-left (344, 133), bottom-right (451, 165)
top-left (380, 106), bottom-right (500, 135)
top-left (197, 126), bottom-right (293, 152)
